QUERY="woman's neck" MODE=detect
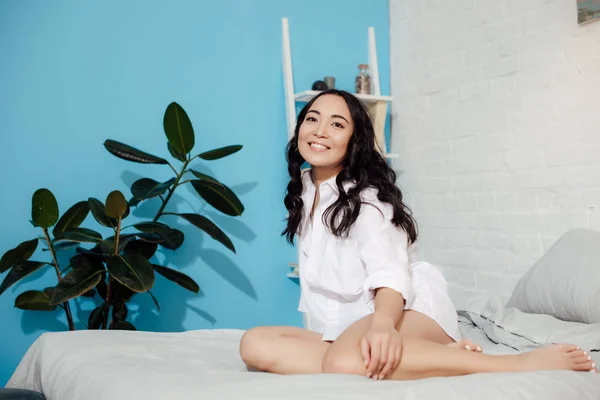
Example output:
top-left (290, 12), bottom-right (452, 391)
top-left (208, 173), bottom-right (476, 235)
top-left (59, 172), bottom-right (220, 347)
top-left (311, 166), bottom-right (341, 188)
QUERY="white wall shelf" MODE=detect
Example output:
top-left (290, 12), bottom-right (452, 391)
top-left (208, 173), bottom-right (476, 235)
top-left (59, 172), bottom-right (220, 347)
top-left (294, 90), bottom-right (393, 104)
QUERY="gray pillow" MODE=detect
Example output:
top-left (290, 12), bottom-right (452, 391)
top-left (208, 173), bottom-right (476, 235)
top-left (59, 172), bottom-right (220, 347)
top-left (507, 228), bottom-right (600, 324)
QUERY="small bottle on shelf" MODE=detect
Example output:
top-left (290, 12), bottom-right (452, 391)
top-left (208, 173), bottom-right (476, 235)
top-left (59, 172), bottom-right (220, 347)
top-left (355, 64), bottom-right (372, 95)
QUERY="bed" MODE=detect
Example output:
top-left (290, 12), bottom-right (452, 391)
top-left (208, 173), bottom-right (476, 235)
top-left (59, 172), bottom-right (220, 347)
top-left (7, 229), bottom-right (600, 399)
top-left (5, 293), bottom-right (600, 400)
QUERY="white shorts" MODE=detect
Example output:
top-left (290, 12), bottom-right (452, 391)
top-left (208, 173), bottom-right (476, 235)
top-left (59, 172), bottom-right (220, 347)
top-left (314, 262), bottom-right (462, 342)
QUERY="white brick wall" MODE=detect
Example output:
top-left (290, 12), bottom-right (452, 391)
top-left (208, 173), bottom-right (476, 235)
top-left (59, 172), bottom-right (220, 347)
top-left (389, 0), bottom-right (600, 301)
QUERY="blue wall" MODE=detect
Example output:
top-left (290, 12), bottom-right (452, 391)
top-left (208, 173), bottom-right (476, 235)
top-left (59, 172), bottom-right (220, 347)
top-left (0, 0), bottom-right (390, 385)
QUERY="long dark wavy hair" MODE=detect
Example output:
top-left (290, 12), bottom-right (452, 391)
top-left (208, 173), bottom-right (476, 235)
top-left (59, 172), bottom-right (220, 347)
top-left (282, 89), bottom-right (418, 245)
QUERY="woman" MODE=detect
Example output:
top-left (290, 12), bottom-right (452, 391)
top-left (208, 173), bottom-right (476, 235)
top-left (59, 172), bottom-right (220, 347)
top-left (239, 89), bottom-right (596, 380)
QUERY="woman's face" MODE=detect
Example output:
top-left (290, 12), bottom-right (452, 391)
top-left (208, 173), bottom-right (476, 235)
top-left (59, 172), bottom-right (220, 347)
top-left (297, 94), bottom-right (354, 175)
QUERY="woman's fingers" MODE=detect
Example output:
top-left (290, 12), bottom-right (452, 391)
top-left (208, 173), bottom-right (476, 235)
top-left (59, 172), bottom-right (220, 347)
top-left (366, 338), bottom-right (381, 377)
top-left (378, 343), bottom-right (397, 379)
top-left (360, 337), bottom-right (370, 367)
top-left (375, 337), bottom-right (389, 376)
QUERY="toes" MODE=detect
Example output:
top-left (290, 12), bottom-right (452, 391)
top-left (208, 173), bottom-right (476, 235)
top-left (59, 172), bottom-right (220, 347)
top-left (574, 361), bottom-right (596, 372)
top-left (562, 344), bottom-right (579, 353)
top-left (462, 340), bottom-right (482, 352)
top-left (568, 349), bottom-right (587, 359)
top-left (573, 353), bottom-right (592, 364)
top-left (573, 356), bottom-right (591, 365)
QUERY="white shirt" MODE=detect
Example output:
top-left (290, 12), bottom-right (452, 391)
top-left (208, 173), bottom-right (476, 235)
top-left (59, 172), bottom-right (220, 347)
top-left (297, 169), bottom-right (419, 340)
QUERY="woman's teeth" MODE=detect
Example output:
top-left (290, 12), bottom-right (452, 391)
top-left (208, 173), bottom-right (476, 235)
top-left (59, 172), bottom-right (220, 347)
top-left (311, 143), bottom-right (328, 150)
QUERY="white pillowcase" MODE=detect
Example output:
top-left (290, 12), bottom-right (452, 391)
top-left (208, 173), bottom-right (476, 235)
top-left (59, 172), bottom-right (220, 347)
top-left (507, 229), bottom-right (600, 324)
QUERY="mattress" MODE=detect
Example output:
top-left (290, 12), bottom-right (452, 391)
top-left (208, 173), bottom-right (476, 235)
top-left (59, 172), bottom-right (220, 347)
top-left (6, 295), bottom-right (600, 400)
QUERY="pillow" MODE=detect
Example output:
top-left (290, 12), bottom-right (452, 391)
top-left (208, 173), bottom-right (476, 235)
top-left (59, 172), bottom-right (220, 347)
top-left (506, 228), bottom-right (600, 324)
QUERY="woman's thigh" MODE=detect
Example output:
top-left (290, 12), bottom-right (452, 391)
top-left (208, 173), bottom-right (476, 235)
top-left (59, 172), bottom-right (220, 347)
top-left (239, 326), bottom-right (330, 374)
top-left (321, 310), bottom-right (453, 375)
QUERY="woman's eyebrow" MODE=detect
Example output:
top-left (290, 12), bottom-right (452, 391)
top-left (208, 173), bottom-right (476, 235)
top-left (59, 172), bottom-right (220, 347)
top-left (331, 114), bottom-right (350, 124)
top-left (307, 109), bottom-right (349, 124)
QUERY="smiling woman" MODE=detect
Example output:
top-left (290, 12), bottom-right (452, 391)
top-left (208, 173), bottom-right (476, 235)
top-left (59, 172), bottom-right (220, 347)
top-left (239, 89), bottom-right (598, 381)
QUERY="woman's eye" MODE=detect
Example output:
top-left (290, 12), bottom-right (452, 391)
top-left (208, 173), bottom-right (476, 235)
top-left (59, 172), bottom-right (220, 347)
top-left (333, 122), bottom-right (344, 128)
top-left (306, 116), bottom-right (317, 122)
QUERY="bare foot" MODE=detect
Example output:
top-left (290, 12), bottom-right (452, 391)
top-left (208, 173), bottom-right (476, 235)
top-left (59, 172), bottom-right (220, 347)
top-left (518, 344), bottom-right (597, 372)
top-left (447, 339), bottom-right (482, 353)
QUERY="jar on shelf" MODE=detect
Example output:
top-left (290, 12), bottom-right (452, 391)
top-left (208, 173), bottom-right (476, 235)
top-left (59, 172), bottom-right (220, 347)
top-left (355, 64), bottom-right (372, 95)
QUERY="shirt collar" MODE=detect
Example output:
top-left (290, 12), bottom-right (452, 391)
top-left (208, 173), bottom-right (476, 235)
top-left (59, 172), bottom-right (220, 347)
top-left (301, 168), bottom-right (340, 194)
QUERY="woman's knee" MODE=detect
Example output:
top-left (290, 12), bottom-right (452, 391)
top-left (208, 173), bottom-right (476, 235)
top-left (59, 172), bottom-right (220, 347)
top-left (239, 327), bottom-right (275, 370)
top-left (321, 351), bottom-right (364, 375)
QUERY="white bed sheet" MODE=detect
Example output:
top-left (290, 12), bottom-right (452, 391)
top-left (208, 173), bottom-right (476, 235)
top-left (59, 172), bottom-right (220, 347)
top-left (6, 295), bottom-right (600, 400)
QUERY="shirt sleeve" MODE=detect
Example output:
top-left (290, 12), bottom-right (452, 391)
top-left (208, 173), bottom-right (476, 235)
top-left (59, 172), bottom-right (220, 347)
top-left (353, 197), bottom-right (415, 306)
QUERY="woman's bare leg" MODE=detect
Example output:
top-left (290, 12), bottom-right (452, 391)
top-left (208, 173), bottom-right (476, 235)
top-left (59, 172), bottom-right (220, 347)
top-left (322, 314), bottom-right (596, 380)
top-left (239, 326), bottom-right (329, 374)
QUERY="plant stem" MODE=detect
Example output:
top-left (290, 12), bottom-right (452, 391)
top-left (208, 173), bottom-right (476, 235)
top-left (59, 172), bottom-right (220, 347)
top-left (167, 162), bottom-right (178, 176)
top-left (43, 228), bottom-right (75, 331)
top-left (101, 278), bottom-right (112, 330)
top-left (176, 179), bottom-right (193, 187)
top-left (153, 159), bottom-right (190, 222)
top-left (102, 216), bottom-right (121, 330)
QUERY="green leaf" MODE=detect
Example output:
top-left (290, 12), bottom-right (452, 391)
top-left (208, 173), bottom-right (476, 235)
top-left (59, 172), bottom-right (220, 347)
top-left (48, 242), bottom-right (80, 253)
top-left (70, 253), bottom-right (105, 272)
top-left (111, 320), bottom-right (136, 330)
top-left (95, 278), bottom-right (107, 299)
top-left (155, 229), bottom-right (183, 250)
top-left (133, 222), bottom-right (184, 250)
top-left (111, 280), bottom-right (135, 302)
top-left (0, 239), bottom-right (39, 273)
top-left (168, 141), bottom-right (187, 162)
top-left (130, 178), bottom-right (176, 203)
top-left (190, 180), bottom-right (244, 216)
top-left (43, 286), bottom-right (54, 299)
top-left (52, 201), bottom-right (90, 236)
top-left (32, 189), bottom-right (59, 228)
top-left (105, 191), bottom-right (128, 219)
top-left (112, 300), bottom-right (128, 321)
top-left (49, 266), bottom-right (103, 305)
top-left (128, 197), bottom-right (141, 207)
top-left (135, 232), bottom-right (163, 244)
top-left (15, 290), bottom-right (57, 311)
top-left (133, 221), bottom-right (172, 233)
top-left (123, 240), bottom-right (158, 260)
top-left (196, 145), bottom-right (242, 160)
top-left (106, 254), bottom-right (154, 293)
top-left (163, 102), bottom-right (195, 154)
top-left (88, 198), bottom-right (116, 228)
top-left (99, 234), bottom-right (136, 255)
top-left (171, 213), bottom-right (235, 253)
top-left (75, 247), bottom-right (108, 263)
top-left (0, 261), bottom-right (48, 296)
top-left (189, 170), bottom-right (223, 187)
top-left (104, 139), bottom-right (168, 164)
top-left (81, 288), bottom-right (96, 298)
top-left (148, 290), bottom-right (160, 311)
top-left (54, 228), bottom-right (103, 244)
top-left (153, 264), bottom-right (199, 294)
top-left (88, 303), bottom-right (106, 329)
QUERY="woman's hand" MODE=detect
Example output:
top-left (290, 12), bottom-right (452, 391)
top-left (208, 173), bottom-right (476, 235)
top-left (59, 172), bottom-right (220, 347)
top-left (360, 318), bottom-right (403, 380)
